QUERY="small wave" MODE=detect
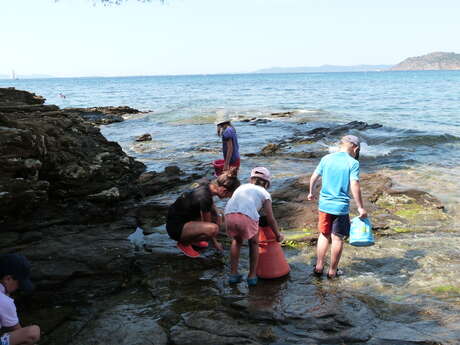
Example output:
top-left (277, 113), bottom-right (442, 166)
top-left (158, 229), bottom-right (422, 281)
top-left (326, 142), bottom-right (395, 158)
top-left (295, 108), bottom-right (331, 116)
top-left (387, 133), bottom-right (460, 146)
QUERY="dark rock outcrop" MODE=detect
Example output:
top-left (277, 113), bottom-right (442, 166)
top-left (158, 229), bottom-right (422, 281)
top-left (0, 88), bottom-right (201, 302)
top-left (64, 106), bottom-right (146, 126)
top-left (0, 90), bottom-right (145, 231)
top-left (135, 133), bottom-right (152, 142)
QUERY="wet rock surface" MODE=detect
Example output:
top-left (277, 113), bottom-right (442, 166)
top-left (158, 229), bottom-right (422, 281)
top-left (135, 133), bottom-right (152, 142)
top-left (0, 88), bottom-right (204, 304)
top-left (65, 106), bottom-right (147, 125)
top-left (247, 120), bottom-right (382, 159)
top-left (2, 88), bottom-right (459, 345)
top-left (272, 172), bottom-right (449, 242)
top-left (0, 91), bottom-right (145, 231)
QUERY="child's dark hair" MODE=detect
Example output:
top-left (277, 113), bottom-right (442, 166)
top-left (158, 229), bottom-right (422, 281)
top-left (215, 167), bottom-right (240, 192)
top-left (251, 176), bottom-right (269, 189)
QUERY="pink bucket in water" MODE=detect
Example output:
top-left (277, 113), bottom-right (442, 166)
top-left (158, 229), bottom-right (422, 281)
top-left (213, 159), bottom-right (225, 176)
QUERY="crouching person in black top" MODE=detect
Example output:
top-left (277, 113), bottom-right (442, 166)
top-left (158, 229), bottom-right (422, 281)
top-left (167, 167), bottom-right (240, 258)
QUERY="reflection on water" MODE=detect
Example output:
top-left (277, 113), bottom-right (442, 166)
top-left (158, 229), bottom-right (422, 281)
top-left (293, 232), bottom-right (460, 324)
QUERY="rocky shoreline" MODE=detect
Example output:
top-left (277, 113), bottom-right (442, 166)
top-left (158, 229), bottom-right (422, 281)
top-left (1, 87), bottom-right (457, 345)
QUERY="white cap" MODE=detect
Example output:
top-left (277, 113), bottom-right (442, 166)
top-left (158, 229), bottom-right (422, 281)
top-left (250, 167), bottom-right (271, 187)
top-left (341, 135), bottom-right (361, 147)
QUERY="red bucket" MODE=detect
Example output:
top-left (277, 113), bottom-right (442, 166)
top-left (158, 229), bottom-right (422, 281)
top-left (257, 226), bottom-right (290, 279)
top-left (212, 159), bottom-right (225, 176)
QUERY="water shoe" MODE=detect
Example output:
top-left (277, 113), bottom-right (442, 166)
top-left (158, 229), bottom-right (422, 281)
top-left (177, 243), bottom-right (200, 258)
top-left (312, 265), bottom-right (324, 277)
top-left (228, 274), bottom-right (243, 284)
top-left (192, 241), bottom-right (209, 248)
top-left (246, 276), bottom-right (258, 286)
top-left (327, 268), bottom-right (343, 279)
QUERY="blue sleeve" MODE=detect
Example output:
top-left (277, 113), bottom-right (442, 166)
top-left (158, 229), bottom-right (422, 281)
top-left (314, 158), bottom-right (324, 176)
top-left (222, 127), bottom-right (234, 141)
top-left (350, 161), bottom-right (360, 181)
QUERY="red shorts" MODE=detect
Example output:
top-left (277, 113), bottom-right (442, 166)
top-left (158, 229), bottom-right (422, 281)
top-left (225, 213), bottom-right (259, 240)
top-left (318, 211), bottom-right (350, 238)
top-left (230, 158), bottom-right (240, 170)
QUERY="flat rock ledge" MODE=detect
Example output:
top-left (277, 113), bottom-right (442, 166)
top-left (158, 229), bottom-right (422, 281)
top-left (64, 106), bottom-right (149, 125)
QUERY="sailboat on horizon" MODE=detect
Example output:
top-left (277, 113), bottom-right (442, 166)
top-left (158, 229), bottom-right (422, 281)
top-left (11, 69), bottom-right (18, 80)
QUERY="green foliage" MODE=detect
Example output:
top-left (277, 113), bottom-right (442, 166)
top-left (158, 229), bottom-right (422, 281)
top-left (432, 285), bottom-right (460, 295)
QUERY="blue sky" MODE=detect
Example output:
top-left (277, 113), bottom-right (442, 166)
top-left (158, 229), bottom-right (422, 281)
top-left (1, 0), bottom-right (460, 77)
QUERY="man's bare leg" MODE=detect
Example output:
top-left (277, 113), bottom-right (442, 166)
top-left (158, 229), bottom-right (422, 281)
top-left (328, 233), bottom-right (344, 277)
top-left (315, 232), bottom-right (331, 273)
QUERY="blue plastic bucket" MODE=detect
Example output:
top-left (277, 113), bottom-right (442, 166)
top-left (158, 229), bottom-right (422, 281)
top-left (349, 217), bottom-right (374, 247)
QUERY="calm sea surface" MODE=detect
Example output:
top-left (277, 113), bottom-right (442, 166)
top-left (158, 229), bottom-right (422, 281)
top-left (1, 71), bottom-right (459, 221)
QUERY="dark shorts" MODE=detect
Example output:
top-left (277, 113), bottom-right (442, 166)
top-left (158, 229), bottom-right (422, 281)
top-left (318, 211), bottom-right (350, 238)
top-left (166, 219), bottom-right (185, 242)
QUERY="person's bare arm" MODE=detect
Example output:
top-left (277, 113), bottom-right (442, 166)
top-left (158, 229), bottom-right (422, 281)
top-left (211, 204), bottom-right (223, 227)
top-left (307, 172), bottom-right (321, 201)
top-left (201, 210), bottom-right (212, 222)
top-left (350, 179), bottom-right (367, 218)
top-left (263, 200), bottom-right (284, 242)
top-left (224, 139), bottom-right (233, 171)
top-left (201, 210), bottom-right (223, 251)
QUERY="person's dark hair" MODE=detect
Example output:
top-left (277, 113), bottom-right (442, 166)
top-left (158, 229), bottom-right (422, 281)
top-left (215, 167), bottom-right (240, 192)
top-left (251, 176), bottom-right (269, 189)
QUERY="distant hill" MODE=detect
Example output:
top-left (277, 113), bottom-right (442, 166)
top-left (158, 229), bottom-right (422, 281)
top-left (254, 64), bottom-right (391, 74)
top-left (390, 52), bottom-right (460, 71)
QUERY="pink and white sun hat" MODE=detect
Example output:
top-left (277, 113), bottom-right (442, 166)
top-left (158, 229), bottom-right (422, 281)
top-left (250, 167), bottom-right (271, 187)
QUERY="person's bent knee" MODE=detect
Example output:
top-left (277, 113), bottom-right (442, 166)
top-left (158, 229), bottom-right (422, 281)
top-left (10, 325), bottom-right (40, 345)
top-left (207, 223), bottom-right (219, 238)
top-left (26, 325), bottom-right (40, 344)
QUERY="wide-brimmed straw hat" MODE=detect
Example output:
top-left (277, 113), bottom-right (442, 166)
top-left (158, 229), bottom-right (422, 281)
top-left (215, 110), bottom-right (232, 126)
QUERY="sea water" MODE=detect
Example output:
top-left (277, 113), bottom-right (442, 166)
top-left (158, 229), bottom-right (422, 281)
top-left (1, 71), bottom-right (459, 223)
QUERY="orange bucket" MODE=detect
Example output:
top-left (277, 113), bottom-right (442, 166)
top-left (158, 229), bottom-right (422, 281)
top-left (256, 226), bottom-right (290, 279)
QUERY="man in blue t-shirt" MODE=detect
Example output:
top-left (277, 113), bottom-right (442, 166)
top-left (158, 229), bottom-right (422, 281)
top-left (308, 135), bottom-right (367, 278)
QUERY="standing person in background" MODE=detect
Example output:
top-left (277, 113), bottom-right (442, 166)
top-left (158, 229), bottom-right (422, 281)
top-left (307, 135), bottom-right (367, 279)
top-left (0, 254), bottom-right (40, 345)
top-left (216, 112), bottom-right (240, 172)
top-left (166, 168), bottom-right (240, 258)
